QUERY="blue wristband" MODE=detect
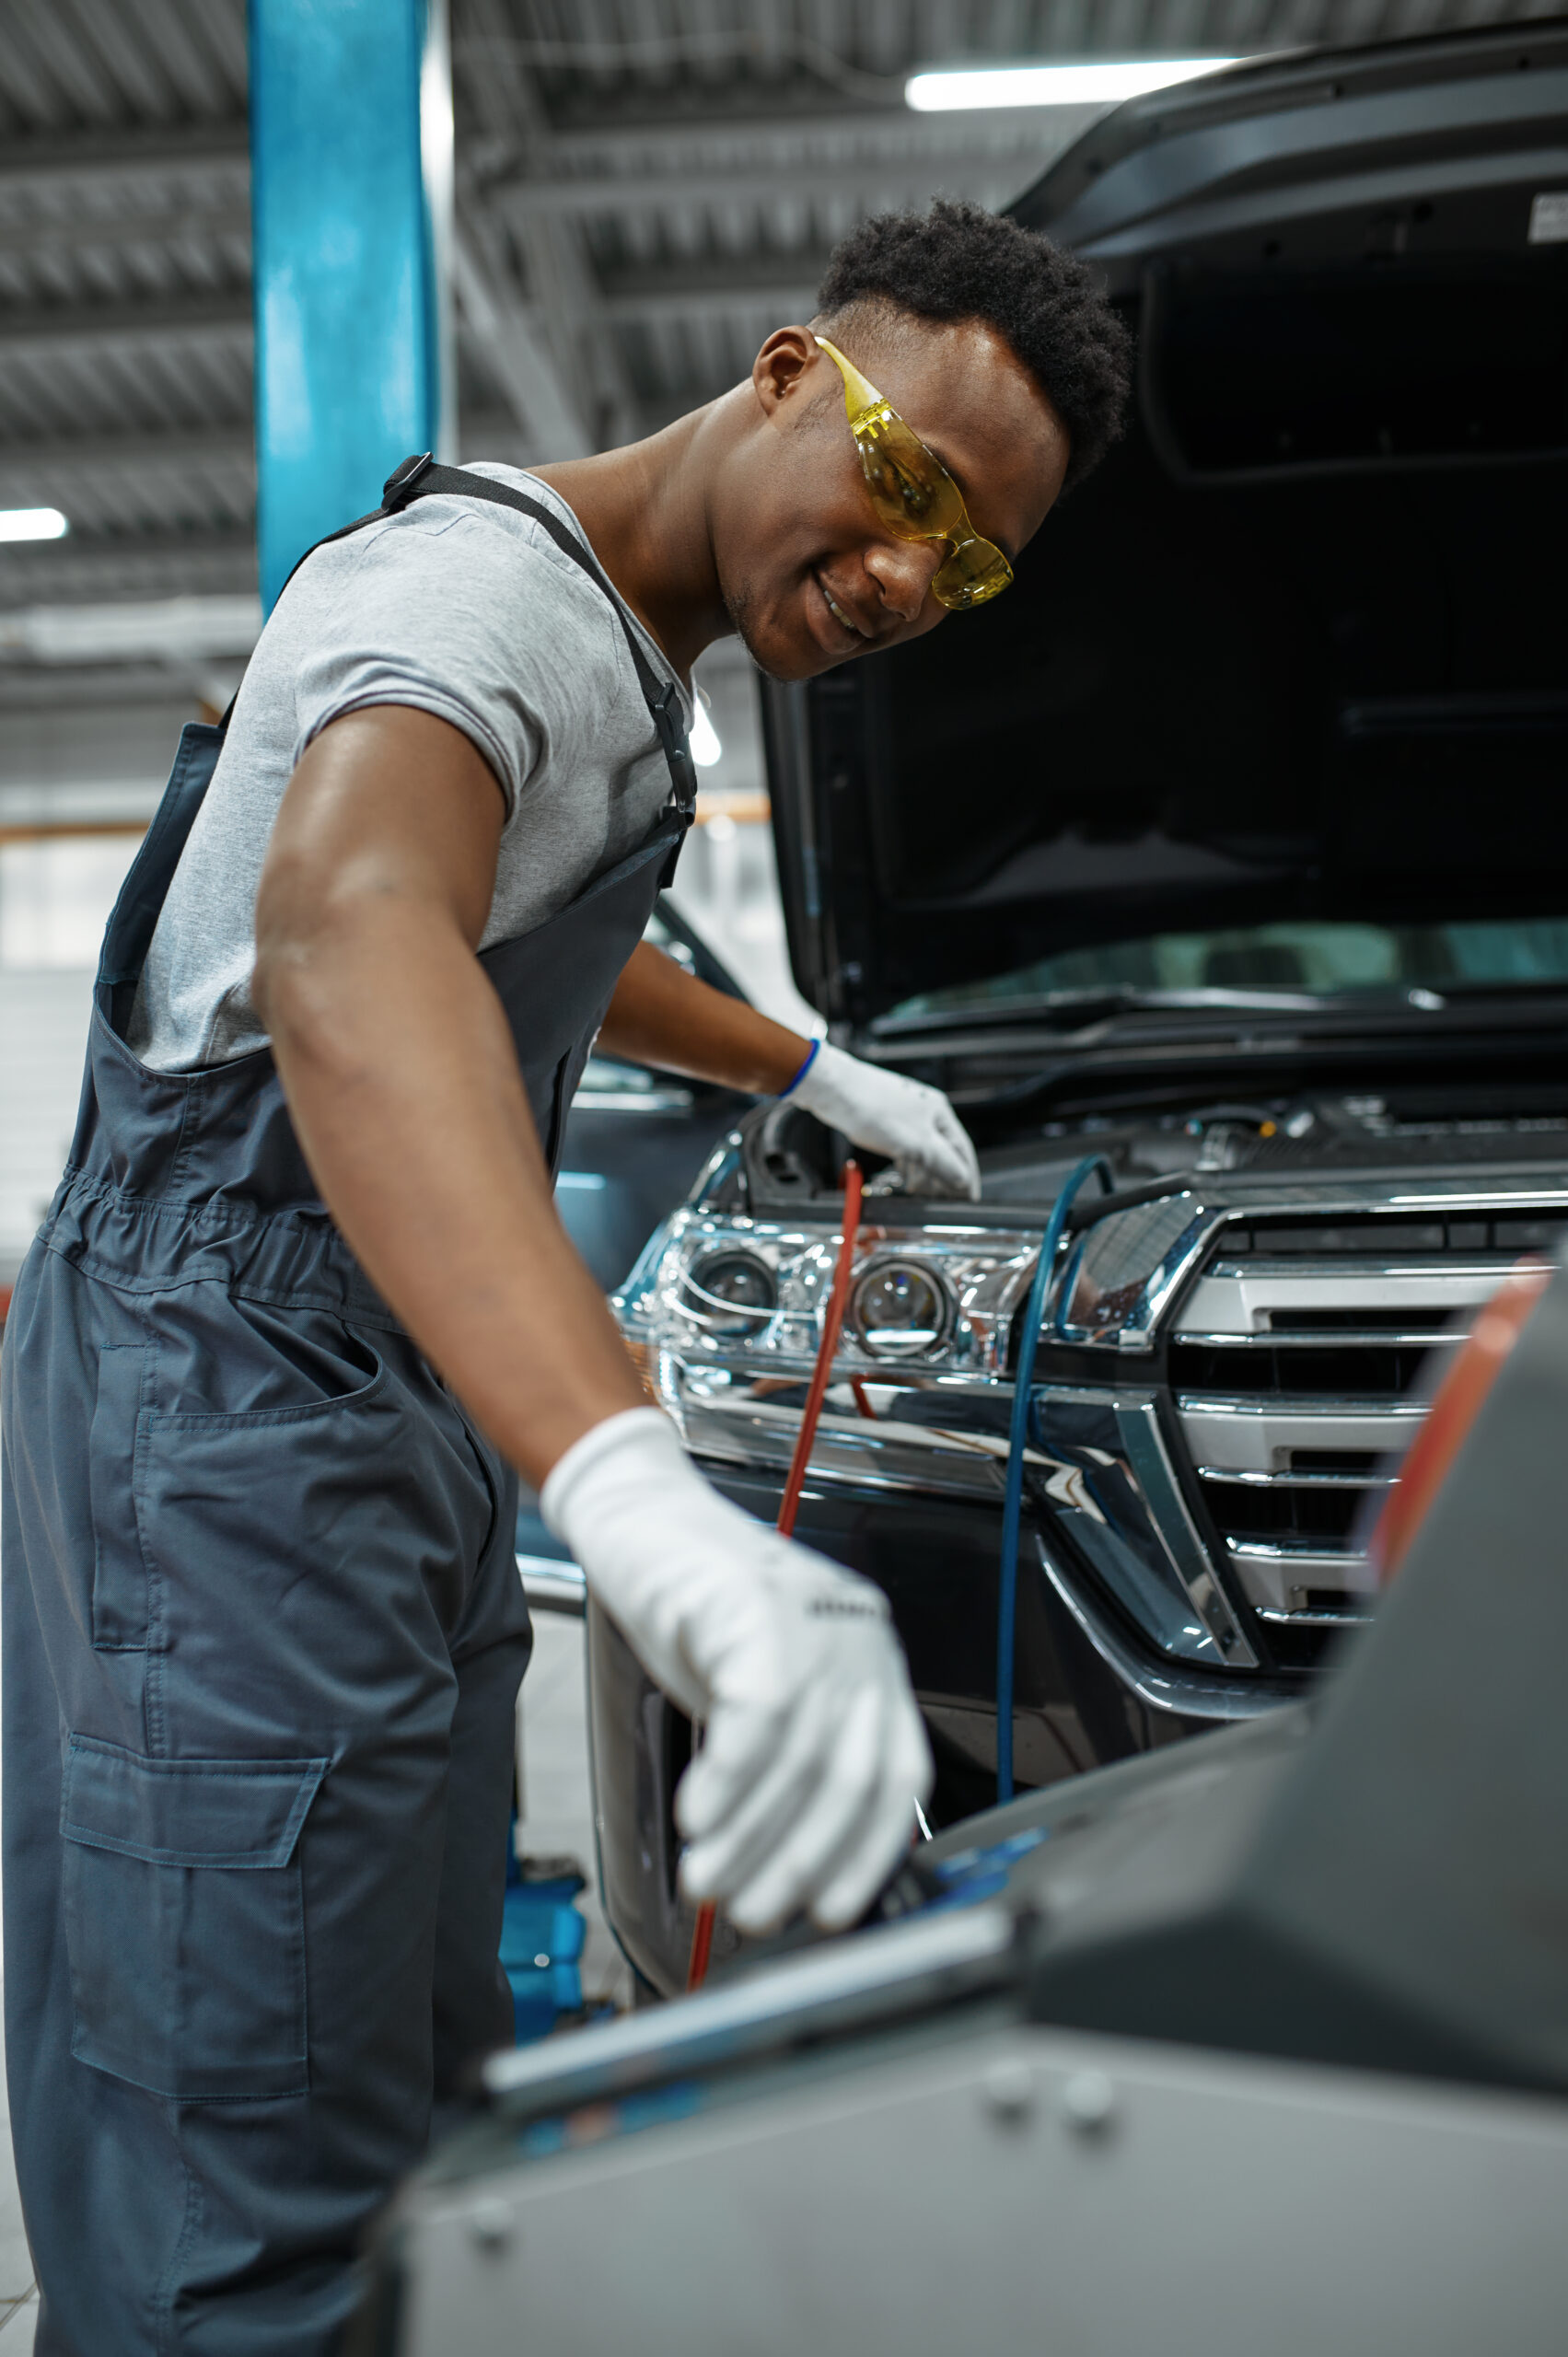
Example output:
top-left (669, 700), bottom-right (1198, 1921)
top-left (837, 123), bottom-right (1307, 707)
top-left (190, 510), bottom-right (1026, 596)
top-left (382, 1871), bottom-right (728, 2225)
top-left (778, 1038), bottom-right (821, 1097)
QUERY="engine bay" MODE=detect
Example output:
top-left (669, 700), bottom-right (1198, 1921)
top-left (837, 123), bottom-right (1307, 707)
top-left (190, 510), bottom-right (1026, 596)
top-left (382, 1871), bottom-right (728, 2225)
top-left (744, 1075), bottom-right (1568, 1217)
top-left (987, 1081), bottom-right (1568, 1196)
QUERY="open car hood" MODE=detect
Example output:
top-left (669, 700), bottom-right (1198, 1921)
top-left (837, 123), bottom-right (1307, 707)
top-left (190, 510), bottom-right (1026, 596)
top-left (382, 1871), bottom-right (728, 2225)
top-left (762, 19), bottom-right (1568, 1026)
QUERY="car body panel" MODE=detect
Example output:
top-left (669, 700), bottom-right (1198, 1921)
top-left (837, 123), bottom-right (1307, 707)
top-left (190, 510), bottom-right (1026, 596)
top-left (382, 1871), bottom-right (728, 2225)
top-left (587, 21), bottom-right (1568, 1996)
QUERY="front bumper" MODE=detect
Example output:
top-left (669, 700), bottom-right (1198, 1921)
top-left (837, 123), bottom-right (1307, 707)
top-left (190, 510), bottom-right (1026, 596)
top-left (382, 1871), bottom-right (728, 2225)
top-left (588, 1459), bottom-right (1290, 2000)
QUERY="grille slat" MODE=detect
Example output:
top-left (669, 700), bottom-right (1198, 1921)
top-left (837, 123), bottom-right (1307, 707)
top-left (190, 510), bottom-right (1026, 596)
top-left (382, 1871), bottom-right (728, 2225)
top-left (1219, 1215), bottom-right (1562, 1256)
top-left (1195, 1462), bottom-right (1398, 1491)
top-left (1168, 1206), bottom-right (1562, 1658)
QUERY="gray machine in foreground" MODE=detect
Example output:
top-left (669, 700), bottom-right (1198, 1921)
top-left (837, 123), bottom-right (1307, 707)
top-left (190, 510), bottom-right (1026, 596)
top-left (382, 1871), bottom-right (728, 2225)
top-left (354, 1260), bottom-right (1568, 2354)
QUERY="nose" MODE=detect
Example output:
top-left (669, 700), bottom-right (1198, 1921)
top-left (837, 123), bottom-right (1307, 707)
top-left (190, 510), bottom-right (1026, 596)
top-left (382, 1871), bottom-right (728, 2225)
top-left (863, 537), bottom-right (944, 627)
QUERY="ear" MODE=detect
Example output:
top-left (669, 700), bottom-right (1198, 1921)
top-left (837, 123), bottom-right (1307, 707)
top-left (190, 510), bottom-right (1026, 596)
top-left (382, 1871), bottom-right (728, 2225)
top-left (752, 325), bottom-right (823, 419)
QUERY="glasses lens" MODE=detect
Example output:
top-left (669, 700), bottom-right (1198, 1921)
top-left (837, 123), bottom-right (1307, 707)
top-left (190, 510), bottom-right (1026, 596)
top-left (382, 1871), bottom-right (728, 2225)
top-left (932, 536), bottom-right (1014, 610)
top-left (819, 341), bottom-right (1014, 612)
top-left (853, 414), bottom-right (968, 543)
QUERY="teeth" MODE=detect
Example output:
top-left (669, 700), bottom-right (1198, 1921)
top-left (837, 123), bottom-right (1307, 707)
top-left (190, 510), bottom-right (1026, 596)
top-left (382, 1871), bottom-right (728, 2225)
top-left (822, 584), bottom-right (858, 636)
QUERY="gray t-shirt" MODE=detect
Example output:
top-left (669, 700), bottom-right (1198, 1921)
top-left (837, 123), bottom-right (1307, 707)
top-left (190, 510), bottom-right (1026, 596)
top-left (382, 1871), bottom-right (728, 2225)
top-left (128, 467), bottom-right (691, 1071)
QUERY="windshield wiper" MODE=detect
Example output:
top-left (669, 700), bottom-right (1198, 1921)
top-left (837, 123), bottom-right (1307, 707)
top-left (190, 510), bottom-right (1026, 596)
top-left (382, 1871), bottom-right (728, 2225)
top-left (1051, 984), bottom-right (1328, 1017)
top-left (878, 983), bottom-right (1329, 1035)
top-left (877, 979), bottom-right (1568, 1039)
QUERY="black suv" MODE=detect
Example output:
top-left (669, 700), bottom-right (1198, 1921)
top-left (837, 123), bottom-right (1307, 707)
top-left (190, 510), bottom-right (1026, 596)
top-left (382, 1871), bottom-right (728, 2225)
top-left (588, 19), bottom-right (1568, 1994)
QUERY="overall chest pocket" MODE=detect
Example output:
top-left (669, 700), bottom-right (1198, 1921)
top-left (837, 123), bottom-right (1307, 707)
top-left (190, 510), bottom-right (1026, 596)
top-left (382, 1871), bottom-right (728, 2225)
top-left (61, 1736), bottom-right (329, 2102)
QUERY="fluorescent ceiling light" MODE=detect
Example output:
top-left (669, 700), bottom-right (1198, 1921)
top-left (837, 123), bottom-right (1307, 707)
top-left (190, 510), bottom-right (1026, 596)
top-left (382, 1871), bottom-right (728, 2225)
top-left (690, 703), bottom-right (723, 767)
top-left (0, 505), bottom-right (68, 542)
top-left (906, 58), bottom-right (1240, 110)
top-left (0, 594), bottom-right (260, 666)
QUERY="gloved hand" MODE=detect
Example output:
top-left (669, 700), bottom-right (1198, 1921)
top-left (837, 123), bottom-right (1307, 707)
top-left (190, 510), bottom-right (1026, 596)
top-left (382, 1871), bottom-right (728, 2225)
top-left (787, 1040), bottom-right (981, 1201)
top-left (541, 1407), bottom-right (933, 1933)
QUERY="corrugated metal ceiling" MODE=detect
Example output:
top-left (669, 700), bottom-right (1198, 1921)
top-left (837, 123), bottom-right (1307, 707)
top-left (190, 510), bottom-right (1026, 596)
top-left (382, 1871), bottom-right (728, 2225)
top-left (0, 0), bottom-right (1556, 673)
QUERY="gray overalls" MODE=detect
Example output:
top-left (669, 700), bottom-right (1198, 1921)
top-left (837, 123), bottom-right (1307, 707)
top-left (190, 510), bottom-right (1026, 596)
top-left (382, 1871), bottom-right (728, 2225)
top-left (0, 461), bottom-right (693, 2355)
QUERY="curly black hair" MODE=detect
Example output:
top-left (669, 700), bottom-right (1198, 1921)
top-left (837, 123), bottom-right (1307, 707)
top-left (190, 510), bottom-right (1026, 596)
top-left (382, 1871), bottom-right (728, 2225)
top-left (816, 199), bottom-right (1131, 493)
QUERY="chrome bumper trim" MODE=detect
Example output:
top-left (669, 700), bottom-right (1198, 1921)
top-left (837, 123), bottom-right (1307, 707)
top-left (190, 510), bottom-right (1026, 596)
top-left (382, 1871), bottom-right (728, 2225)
top-left (1029, 1530), bottom-right (1294, 1722)
top-left (516, 1552), bottom-right (587, 1618)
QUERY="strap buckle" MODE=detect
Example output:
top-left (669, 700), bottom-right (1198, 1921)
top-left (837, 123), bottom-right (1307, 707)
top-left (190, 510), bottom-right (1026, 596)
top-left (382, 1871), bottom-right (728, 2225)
top-left (382, 451), bottom-right (435, 512)
top-left (650, 681), bottom-right (699, 821)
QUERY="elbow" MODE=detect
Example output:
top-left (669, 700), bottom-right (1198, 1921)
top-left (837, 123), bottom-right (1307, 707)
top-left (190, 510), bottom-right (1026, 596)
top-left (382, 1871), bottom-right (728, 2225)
top-left (250, 880), bottom-right (365, 1074)
top-left (250, 949), bottom-right (293, 1045)
top-left (251, 876), bottom-right (452, 1083)
top-left (250, 925), bottom-right (329, 1066)
top-left (250, 873), bottom-right (309, 1039)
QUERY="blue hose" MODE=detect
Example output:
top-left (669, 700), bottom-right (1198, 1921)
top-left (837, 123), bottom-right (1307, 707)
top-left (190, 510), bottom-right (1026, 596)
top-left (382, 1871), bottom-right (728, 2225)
top-left (995, 1154), bottom-right (1116, 1804)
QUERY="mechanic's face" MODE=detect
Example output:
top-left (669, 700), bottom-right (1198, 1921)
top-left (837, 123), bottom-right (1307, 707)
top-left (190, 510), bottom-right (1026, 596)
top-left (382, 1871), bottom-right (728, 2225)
top-left (719, 317), bottom-right (1069, 681)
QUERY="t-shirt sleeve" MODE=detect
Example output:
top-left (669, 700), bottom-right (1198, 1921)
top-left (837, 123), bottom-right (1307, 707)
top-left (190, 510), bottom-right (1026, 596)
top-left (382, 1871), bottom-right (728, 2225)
top-left (288, 505), bottom-right (618, 818)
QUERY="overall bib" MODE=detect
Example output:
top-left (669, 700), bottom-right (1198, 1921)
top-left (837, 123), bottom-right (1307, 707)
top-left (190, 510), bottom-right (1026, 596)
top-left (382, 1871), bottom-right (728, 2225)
top-left (0, 462), bottom-right (693, 2355)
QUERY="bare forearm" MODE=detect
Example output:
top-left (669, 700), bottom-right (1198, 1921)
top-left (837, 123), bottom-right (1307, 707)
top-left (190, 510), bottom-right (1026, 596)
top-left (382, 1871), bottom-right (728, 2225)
top-left (598, 940), bottom-right (809, 1094)
top-left (256, 901), bottom-right (644, 1486)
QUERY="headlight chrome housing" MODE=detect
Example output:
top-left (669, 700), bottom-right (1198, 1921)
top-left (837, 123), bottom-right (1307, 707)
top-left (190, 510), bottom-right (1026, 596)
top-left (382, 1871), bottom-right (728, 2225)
top-left (614, 1208), bottom-right (1037, 1392)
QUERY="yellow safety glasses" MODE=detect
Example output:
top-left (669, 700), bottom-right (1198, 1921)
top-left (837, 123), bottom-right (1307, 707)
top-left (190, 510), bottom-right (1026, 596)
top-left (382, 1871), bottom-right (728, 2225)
top-left (813, 335), bottom-right (1014, 611)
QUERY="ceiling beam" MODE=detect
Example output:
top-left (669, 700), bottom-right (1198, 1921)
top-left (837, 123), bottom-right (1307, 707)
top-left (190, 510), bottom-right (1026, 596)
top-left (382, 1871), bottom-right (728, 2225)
top-left (455, 0), bottom-right (639, 451)
top-left (0, 421), bottom-right (540, 482)
top-left (0, 530), bottom-right (256, 611)
top-left (0, 296), bottom-right (254, 362)
top-left (602, 284), bottom-right (821, 327)
top-left (0, 663), bottom-right (242, 714)
top-left (0, 121), bottom-right (250, 195)
top-left (539, 103), bottom-right (1087, 168)
top-left (0, 208), bottom-right (252, 259)
top-left (595, 253), bottom-right (831, 325)
top-left (0, 592), bottom-right (261, 667)
top-left (489, 145), bottom-right (1056, 219)
top-left (0, 426), bottom-right (254, 479)
top-left (450, 226), bottom-right (592, 459)
top-left (0, 411), bottom-right (663, 500)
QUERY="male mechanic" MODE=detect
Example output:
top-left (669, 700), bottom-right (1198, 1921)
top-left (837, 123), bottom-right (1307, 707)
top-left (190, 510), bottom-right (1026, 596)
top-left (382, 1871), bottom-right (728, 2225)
top-left (1, 201), bottom-right (1129, 2352)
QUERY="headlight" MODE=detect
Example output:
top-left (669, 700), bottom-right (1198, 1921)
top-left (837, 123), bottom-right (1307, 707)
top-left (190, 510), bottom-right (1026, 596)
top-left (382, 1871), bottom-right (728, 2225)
top-left (679, 1248), bottom-right (777, 1340)
top-left (851, 1260), bottom-right (952, 1361)
top-left (612, 1209), bottom-right (1039, 1392)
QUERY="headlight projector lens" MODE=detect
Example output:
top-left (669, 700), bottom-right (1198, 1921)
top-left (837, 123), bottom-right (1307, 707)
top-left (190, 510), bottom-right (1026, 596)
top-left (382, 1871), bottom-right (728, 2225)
top-left (681, 1249), bottom-right (777, 1339)
top-left (851, 1260), bottom-right (951, 1360)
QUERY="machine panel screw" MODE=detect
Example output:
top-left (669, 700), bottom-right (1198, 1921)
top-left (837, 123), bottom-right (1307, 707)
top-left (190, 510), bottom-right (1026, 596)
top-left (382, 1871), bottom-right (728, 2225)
top-left (468, 2198), bottom-right (516, 2254)
top-left (1060, 2070), bottom-right (1118, 2137)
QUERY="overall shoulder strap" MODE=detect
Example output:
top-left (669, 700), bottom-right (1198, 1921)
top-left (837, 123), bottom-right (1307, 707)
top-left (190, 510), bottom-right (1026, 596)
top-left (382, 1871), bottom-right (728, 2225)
top-left (382, 459), bottom-right (696, 820)
top-left (232, 454), bottom-right (698, 825)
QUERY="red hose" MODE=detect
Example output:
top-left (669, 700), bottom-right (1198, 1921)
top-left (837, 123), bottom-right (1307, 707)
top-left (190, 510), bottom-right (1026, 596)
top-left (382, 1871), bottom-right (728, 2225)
top-left (686, 1159), bottom-right (864, 1991)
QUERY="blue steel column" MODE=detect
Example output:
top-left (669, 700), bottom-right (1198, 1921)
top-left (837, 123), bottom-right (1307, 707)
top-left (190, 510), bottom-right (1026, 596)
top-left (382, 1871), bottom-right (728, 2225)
top-left (250, 0), bottom-right (455, 613)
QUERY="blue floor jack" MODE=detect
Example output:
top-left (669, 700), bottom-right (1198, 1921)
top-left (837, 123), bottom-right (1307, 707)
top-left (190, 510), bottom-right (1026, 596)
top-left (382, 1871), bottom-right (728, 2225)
top-left (500, 1822), bottom-right (588, 2045)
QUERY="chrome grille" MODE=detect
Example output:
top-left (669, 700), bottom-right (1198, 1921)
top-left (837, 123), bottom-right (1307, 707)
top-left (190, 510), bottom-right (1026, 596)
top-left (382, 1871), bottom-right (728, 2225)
top-left (1170, 1211), bottom-right (1555, 1663)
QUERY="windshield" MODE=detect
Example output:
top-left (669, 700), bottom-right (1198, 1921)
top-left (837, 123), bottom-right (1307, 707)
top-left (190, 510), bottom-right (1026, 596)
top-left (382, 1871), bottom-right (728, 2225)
top-left (888, 918), bottom-right (1568, 1021)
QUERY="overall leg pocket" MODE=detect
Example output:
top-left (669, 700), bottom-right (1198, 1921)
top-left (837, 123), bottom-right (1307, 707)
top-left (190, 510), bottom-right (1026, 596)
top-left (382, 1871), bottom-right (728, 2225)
top-left (60, 1736), bottom-right (329, 2101)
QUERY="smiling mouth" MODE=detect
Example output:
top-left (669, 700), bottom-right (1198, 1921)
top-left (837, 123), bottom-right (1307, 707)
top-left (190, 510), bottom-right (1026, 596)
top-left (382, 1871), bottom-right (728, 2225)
top-left (814, 572), bottom-right (867, 643)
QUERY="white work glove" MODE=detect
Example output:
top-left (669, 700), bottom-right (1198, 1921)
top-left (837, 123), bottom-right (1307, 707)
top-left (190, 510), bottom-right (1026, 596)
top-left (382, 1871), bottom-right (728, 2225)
top-left (541, 1408), bottom-right (933, 1934)
top-left (787, 1039), bottom-right (981, 1201)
